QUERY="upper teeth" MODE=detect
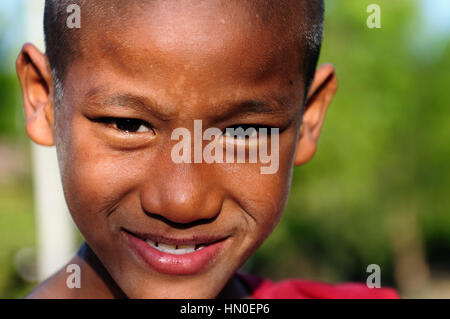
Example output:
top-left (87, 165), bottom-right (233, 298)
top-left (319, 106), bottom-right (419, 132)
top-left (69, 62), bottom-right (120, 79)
top-left (145, 239), bottom-right (204, 254)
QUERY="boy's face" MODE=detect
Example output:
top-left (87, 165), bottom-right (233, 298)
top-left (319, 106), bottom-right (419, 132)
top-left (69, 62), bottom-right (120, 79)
top-left (17, 1), bottom-right (336, 298)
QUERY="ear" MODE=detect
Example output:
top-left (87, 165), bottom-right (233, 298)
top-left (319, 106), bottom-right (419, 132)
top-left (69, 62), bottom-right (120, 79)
top-left (16, 43), bottom-right (55, 146)
top-left (294, 63), bottom-right (338, 166)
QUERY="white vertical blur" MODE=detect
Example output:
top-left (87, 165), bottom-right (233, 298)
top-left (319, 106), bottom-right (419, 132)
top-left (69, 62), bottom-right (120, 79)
top-left (25, 0), bottom-right (76, 281)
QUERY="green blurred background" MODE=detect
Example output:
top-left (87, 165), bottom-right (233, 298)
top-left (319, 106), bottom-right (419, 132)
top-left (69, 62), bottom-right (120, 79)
top-left (1, 0), bottom-right (449, 298)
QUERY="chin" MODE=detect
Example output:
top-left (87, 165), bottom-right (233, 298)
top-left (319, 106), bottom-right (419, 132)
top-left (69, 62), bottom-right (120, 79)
top-left (122, 278), bottom-right (226, 299)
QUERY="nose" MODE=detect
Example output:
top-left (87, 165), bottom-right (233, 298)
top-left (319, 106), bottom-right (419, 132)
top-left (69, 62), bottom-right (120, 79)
top-left (140, 162), bottom-right (223, 225)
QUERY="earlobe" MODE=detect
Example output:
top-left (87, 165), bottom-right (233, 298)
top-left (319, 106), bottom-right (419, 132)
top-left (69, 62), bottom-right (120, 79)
top-left (16, 43), bottom-right (55, 146)
top-left (24, 103), bottom-right (55, 146)
top-left (294, 63), bottom-right (338, 166)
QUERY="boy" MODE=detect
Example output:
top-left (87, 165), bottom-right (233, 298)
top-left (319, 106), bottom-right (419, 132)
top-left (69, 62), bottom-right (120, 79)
top-left (16, 0), bottom-right (397, 298)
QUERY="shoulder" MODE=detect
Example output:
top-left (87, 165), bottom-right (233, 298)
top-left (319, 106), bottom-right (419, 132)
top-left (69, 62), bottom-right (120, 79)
top-left (237, 273), bottom-right (399, 299)
top-left (25, 256), bottom-right (83, 299)
top-left (25, 271), bottom-right (72, 299)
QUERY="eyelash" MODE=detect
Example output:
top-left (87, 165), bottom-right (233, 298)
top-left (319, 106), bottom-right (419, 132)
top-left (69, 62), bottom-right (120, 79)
top-left (223, 124), bottom-right (272, 139)
top-left (95, 117), bottom-right (272, 138)
top-left (96, 117), bottom-right (154, 134)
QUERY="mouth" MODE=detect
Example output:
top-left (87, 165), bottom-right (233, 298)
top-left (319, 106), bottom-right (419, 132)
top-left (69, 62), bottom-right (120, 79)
top-left (144, 240), bottom-right (206, 255)
top-left (120, 228), bottom-right (230, 275)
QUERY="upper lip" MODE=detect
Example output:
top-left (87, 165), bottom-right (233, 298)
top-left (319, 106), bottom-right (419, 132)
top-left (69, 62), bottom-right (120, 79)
top-left (121, 227), bottom-right (229, 246)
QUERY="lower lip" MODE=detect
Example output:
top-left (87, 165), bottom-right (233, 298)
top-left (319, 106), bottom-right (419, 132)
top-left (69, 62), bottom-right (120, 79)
top-left (121, 231), bottom-right (227, 275)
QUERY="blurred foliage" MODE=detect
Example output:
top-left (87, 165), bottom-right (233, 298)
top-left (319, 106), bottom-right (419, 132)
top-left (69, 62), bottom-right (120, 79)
top-left (0, 3), bottom-right (36, 298)
top-left (0, 179), bottom-right (36, 298)
top-left (0, 0), bottom-right (450, 298)
top-left (0, 72), bottom-right (21, 136)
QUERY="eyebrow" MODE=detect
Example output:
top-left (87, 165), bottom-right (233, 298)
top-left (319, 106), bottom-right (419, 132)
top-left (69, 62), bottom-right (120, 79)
top-left (85, 88), bottom-right (173, 121)
top-left (213, 95), bottom-right (292, 122)
top-left (84, 87), bottom-right (292, 121)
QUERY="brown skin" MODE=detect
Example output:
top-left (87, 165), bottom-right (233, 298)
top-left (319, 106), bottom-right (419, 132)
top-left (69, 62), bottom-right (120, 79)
top-left (16, 1), bottom-right (337, 298)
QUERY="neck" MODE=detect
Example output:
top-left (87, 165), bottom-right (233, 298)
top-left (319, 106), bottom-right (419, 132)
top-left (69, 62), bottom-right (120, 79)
top-left (67, 242), bottom-right (127, 299)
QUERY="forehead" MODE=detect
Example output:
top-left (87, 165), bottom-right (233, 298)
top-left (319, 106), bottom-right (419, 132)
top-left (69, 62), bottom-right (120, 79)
top-left (70, 0), bottom-right (304, 115)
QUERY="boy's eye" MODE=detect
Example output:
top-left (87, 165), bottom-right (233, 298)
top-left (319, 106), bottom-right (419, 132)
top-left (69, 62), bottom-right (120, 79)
top-left (223, 125), bottom-right (268, 139)
top-left (98, 117), bottom-right (153, 133)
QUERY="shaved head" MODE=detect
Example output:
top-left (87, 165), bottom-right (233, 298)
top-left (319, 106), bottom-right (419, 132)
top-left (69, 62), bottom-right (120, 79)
top-left (44, 0), bottom-right (324, 106)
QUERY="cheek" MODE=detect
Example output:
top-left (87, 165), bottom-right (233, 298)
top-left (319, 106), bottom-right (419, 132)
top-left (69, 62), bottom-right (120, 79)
top-left (221, 132), bottom-right (297, 238)
top-left (57, 118), bottom-right (142, 239)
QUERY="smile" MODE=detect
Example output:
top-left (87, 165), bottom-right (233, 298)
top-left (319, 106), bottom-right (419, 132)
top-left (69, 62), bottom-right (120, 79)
top-left (145, 240), bottom-right (206, 254)
top-left (121, 229), bottom-right (230, 275)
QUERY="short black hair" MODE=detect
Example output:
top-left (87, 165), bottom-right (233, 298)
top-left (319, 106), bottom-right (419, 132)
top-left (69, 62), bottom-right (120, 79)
top-left (44, 0), bottom-right (324, 106)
